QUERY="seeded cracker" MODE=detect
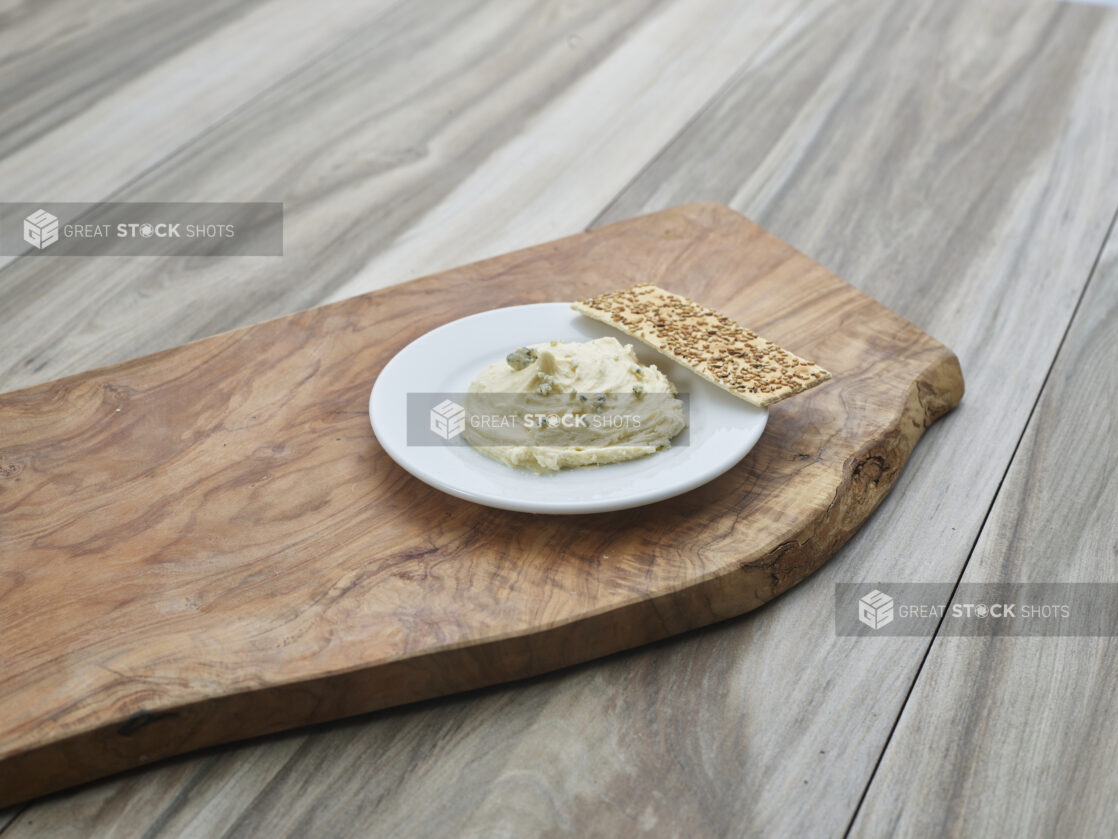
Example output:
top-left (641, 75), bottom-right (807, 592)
top-left (571, 284), bottom-right (831, 408)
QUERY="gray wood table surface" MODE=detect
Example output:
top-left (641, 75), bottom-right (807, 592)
top-left (2, 0), bottom-right (1116, 836)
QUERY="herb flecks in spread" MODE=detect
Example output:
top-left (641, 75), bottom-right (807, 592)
top-left (505, 347), bottom-right (538, 371)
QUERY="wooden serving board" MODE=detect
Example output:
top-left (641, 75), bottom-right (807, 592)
top-left (0, 204), bottom-right (962, 805)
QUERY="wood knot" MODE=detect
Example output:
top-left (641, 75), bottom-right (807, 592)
top-left (117, 710), bottom-right (177, 737)
top-left (852, 455), bottom-right (887, 487)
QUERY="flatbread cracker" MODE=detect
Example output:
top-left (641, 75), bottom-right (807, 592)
top-left (572, 284), bottom-right (831, 408)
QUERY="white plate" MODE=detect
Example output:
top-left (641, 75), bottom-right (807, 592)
top-left (369, 303), bottom-right (767, 514)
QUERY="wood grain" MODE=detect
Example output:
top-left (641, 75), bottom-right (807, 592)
top-left (849, 226), bottom-right (1118, 838)
top-left (0, 0), bottom-right (400, 209)
top-left (556, 1), bottom-right (1118, 835)
top-left (2, 0), bottom-right (1118, 834)
top-left (0, 0), bottom-right (818, 392)
top-left (0, 203), bottom-right (962, 806)
top-left (0, 0), bottom-right (265, 161)
top-left (96, 1), bottom-right (1106, 836)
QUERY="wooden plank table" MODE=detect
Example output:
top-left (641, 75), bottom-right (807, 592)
top-left (1, 0), bottom-right (1116, 835)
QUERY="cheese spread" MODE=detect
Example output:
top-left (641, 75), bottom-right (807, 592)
top-left (462, 337), bottom-right (686, 472)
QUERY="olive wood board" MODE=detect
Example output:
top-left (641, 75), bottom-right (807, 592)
top-left (0, 203), bottom-right (964, 805)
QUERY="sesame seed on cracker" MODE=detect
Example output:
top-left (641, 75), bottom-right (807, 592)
top-left (571, 284), bottom-right (831, 408)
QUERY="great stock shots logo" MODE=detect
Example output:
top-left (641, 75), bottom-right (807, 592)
top-left (858, 589), bottom-right (894, 630)
top-left (3, 203), bottom-right (283, 255)
top-left (23, 209), bottom-right (59, 249)
top-left (429, 399), bottom-right (466, 440)
top-left (838, 583), bottom-right (1118, 637)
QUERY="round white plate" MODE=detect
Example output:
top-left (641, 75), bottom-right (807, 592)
top-left (369, 303), bottom-right (767, 514)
